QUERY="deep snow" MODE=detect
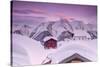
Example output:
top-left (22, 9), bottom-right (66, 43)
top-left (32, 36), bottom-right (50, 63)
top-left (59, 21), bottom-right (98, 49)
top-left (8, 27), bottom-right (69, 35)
top-left (12, 34), bottom-right (97, 66)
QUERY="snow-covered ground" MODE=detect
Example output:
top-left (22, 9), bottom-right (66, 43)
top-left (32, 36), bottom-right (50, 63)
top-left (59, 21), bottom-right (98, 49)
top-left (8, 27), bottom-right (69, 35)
top-left (12, 34), bottom-right (97, 66)
top-left (12, 18), bottom-right (97, 66)
top-left (12, 34), bottom-right (57, 66)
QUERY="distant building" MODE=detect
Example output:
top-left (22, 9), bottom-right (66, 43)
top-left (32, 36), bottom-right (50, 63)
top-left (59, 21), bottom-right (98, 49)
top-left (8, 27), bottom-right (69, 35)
top-left (44, 38), bottom-right (57, 49)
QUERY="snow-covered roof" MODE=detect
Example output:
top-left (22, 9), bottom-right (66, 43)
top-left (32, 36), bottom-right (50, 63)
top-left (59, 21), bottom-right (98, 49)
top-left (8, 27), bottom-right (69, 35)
top-left (43, 36), bottom-right (57, 42)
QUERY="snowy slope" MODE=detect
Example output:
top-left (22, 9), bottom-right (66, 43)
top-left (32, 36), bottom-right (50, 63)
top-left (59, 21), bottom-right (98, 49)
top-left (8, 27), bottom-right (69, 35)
top-left (13, 34), bottom-right (44, 66)
top-left (12, 34), bottom-right (97, 66)
top-left (12, 18), bottom-right (73, 38)
top-left (48, 40), bottom-right (97, 63)
top-left (12, 17), bottom-right (97, 66)
top-left (12, 18), bottom-right (97, 41)
top-left (12, 34), bottom-right (57, 66)
top-left (51, 18), bottom-right (73, 38)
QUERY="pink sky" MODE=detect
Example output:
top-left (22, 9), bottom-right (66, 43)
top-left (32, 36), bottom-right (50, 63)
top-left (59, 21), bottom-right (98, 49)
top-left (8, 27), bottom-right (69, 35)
top-left (12, 1), bottom-right (97, 24)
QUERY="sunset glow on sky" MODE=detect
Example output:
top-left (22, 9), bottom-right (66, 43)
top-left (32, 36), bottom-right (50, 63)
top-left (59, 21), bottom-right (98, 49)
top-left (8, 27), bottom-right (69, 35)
top-left (12, 1), bottom-right (97, 24)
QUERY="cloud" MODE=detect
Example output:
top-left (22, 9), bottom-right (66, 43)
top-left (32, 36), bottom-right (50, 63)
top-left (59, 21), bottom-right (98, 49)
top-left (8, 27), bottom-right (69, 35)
top-left (13, 8), bottom-right (46, 15)
top-left (49, 12), bottom-right (73, 20)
